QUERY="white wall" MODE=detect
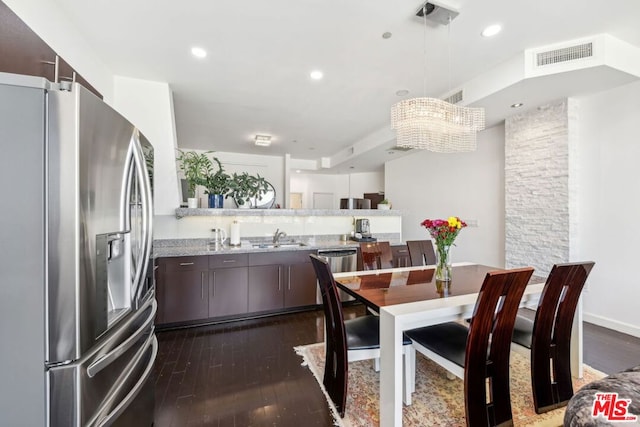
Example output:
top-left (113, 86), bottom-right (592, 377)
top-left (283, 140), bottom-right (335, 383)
top-left (290, 171), bottom-right (384, 209)
top-left (385, 125), bottom-right (505, 268)
top-left (576, 80), bottom-right (640, 337)
top-left (349, 172), bottom-right (384, 198)
top-left (113, 76), bottom-right (180, 215)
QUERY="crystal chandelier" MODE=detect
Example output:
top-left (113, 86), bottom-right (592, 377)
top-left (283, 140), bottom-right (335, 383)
top-left (391, 2), bottom-right (485, 152)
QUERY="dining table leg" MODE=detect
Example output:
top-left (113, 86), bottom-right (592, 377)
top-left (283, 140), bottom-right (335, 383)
top-left (380, 308), bottom-right (404, 427)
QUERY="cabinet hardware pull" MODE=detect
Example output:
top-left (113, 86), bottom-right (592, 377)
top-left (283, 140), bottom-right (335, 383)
top-left (288, 266), bottom-right (291, 290)
top-left (222, 260), bottom-right (236, 263)
top-left (211, 271), bottom-right (215, 297)
top-left (179, 262), bottom-right (195, 266)
top-left (398, 249), bottom-right (408, 253)
top-left (278, 266), bottom-right (282, 291)
top-left (201, 272), bottom-right (205, 299)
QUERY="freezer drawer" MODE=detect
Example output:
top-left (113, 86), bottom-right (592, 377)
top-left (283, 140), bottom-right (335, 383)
top-left (48, 298), bottom-right (157, 427)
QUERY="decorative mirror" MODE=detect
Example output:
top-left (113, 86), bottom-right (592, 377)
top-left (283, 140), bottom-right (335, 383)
top-left (254, 182), bottom-right (276, 208)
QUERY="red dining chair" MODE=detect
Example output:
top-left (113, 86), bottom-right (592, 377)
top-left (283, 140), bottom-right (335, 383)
top-left (309, 254), bottom-right (415, 416)
top-left (512, 261), bottom-right (595, 414)
top-left (406, 240), bottom-right (436, 266)
top-left (406, 267), bottom-right (534, 427)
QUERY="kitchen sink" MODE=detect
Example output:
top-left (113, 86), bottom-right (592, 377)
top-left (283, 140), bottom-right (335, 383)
top-left (252, 242), bottom-right (307, 249)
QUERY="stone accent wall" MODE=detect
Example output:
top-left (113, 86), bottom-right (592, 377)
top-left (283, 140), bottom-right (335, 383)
top-left (505, 100), bottom-right (573, 276)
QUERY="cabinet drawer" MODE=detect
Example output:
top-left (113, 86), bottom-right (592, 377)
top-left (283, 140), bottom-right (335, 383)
top-left (249, 252), bottom-right (286, 266)
top-left (282, 250), bottom-right (315, 264)
top-left (161, 256), bottom-right (208, 272)
top-left (209, 253), bottom-right (248, 269)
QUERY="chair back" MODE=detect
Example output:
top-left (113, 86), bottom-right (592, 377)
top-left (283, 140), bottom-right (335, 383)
top-left (309, 254), bottom-right (349, 416)
top-left (359, 241), bottom-right (393, 270)
top-left (406, 240), bottom-right (436, 266)
top-left (465, 267), bottom-right (534, 427)
top-left (530, 261), bottom-right (595, 412)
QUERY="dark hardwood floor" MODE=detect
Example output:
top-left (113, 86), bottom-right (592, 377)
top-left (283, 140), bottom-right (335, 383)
top-left (153, 305), bottom-right (640, 427)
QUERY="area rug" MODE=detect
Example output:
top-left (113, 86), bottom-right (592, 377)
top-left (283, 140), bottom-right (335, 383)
top-left (295, 343), bottom-right (605, 427)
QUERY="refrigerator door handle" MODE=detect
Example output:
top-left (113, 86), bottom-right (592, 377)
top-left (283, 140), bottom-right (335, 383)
top-left (129, 131), bottom-right (153, 304)
top-left (96, 334), bottom-right (158, 427)
top-left (86, 298), bottom-right (156, 378)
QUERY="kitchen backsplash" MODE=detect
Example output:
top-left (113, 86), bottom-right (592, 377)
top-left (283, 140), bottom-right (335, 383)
top-left (153, 213), bottom-right (402, 240)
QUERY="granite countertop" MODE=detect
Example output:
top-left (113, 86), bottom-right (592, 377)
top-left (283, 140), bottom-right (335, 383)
top-left (154, 236), bottom-right (404, 258)
top-left (174, 208), bottom-right (401, 219)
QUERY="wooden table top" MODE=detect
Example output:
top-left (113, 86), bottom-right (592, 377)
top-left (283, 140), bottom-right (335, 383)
top-left (334, 264), bottom-right (545, 311)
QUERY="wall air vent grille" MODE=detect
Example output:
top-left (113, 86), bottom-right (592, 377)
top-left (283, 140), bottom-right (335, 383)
top-left (444, 90), bottom-right (463, 105)
top-left (536, 43), bottom-right (593, 66)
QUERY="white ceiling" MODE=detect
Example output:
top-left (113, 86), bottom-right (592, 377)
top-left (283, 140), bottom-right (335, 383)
top-left (53, 0), bottom-right (640, 172)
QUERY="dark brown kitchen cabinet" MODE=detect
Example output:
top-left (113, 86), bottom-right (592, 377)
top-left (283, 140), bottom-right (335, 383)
top-left (391, 244), bottom-right (411, 268)
top-left (284, 260), bottom-right (317, 308)
top-left (156, 256), bottom-right (209, 324)
top-left (209, 254), bottom-right (248, 318)
top-left (248, 264), bottom-right (283, 312)
top-left (248, 250), bottom-right (317, 313)
top-left (0, 2), bottom-right (56, 81)
top-left (156, 249), bottom-right (318, 326)
top-left (0, 2), bottom-right (102, 98)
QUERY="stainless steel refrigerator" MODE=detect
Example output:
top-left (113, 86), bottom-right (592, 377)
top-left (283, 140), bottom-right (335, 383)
top-left (0, 72), bottom-right (156, 426)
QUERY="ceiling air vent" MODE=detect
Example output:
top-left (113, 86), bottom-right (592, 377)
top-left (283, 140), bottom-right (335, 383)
top-left (536, 42), bottom-right (593, 67)
top-left (444, 89), bottom-right (463, 105)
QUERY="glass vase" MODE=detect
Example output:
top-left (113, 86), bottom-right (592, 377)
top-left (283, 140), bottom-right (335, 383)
top-left (435, 244), bottom-right (452, 282)
top-left (208, 194), bottom-right (224, 208)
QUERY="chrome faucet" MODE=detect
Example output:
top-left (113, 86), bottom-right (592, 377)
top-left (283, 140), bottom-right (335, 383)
top-left (273, 228), bottom-right (287, 245)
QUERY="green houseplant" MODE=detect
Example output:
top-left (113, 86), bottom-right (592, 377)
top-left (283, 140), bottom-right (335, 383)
top-left (176, 149), bottom-right (212, 208)
top-left (378, 199), bottom-right (391, 210)
top-left (229, 172), bottom-right (270, 208)
top-left (203, 157), bottom-right (232, 208)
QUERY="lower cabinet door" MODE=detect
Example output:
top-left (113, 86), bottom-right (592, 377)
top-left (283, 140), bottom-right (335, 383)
top-left (209, 267), bottom-right (248, 317)
top-left (162, 270), bottom-right (208, 323)
top-left (284, 262), bottom-right (317, 308)
top-left (248, 265), bottom-right (283, 312)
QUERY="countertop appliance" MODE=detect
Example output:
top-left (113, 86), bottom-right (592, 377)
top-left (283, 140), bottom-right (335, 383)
top-left (351, 218), bottom-right (377, 242)
top-left (317, 249), bottom-right (358, 302)
top-left (0, 72), bottom-right (156, 427)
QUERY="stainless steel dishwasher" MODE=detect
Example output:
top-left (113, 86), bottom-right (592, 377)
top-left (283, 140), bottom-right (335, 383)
top-left (317, 248), bottom-right (358, 303)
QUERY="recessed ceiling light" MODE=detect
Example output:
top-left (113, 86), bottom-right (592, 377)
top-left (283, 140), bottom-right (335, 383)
top-left (481, 24), bottom-right (502, 38)
top-left (310, 70), bottom-right (324, 80)
top-left (511, 103), bottom-right (524, 108)
top-left (295, 169), bottom-right (301, 173)
top-left (396, 89), bottom-right (409, 96)
top-left (191, 47), bottom-right (207, 58)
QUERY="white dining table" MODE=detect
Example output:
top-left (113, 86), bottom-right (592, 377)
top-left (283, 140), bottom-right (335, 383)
top-left (333, 262), bottom-right (584, 427)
